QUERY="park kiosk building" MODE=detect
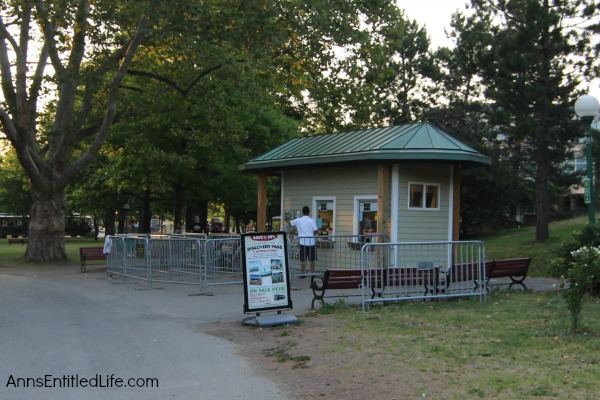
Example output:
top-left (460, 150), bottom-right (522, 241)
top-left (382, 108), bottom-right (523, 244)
top-left (240, 122), bottom-right (490, 242)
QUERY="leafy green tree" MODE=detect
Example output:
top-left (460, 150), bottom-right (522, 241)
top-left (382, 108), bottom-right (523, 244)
top-left (451, 0), bottom-right (599, 241)
top-left (86, 0), bottom-right (416, 232)
top-left (107, 18), bottom-right (299, 233)
top-left (0, 1), bottom-right (158, 260)
top-left (0, 0), bottom-right (296, 258)
top-left (0, 150), bottom-right (31, 216)
top-left (285, 4), bottom-right (439, 131)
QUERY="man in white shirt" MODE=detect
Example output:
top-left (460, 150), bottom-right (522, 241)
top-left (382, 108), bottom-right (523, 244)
top-left (289, 206), bottom-right (318, 275)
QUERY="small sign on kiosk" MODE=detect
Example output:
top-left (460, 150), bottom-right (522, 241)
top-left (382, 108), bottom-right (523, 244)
top-left (241, 231), bottom-right (297, 327)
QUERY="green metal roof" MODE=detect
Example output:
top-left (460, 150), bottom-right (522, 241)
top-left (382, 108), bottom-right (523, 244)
top-left (239, 122), bottom-right (491, 172)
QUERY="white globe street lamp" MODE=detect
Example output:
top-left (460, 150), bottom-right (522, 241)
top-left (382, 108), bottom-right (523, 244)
top-left (575, 94), bottom-right (600, 225)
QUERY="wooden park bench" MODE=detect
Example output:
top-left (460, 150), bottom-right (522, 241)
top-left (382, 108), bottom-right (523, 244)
top-left (383, 265), bottom-right (440, 297)
top-left (444, 258), bottom-right (530, 292)
top-left (486, 257), bottom-right (532, 290)
top-left (443, 260), bottom-right (494, 293)
top-left (310, 265), bottom-right (438, 308)
top-left (7, 237), bottom-right (28, 245)
top-left (310, 268), bottom-right (384, 308)
top-left (80, 247), bottom-right (107, 273)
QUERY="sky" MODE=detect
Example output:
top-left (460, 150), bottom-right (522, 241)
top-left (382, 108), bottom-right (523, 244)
top-left (399, 0), bottom-right (468, 49)
top-left (399, 0), bottom-right (600, 100)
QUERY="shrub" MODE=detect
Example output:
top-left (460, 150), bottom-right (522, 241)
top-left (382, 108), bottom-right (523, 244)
top-left (551, 225), bottom-right (600, 331)
top-left (552, 224), bottom-right (600, 294)
top-left (558, 246), bottom-right (600, 331)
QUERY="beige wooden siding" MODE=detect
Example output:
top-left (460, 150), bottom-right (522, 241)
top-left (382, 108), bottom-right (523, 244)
top-left (282, 163), bottom-right (453, 242)
top-left (397, 163), bottom-right (451, 242)
top-left (282, 165), bottom-right (379, 236)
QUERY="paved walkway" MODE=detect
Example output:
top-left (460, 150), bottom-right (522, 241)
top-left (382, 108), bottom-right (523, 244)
top-left (0, 266), bottom-right (311, 400)
top-left (0, 265), bottom-right (561, 400)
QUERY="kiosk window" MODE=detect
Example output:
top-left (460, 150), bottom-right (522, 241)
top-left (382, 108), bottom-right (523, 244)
top-left (358, 200), bottom-right (377, 234)
top-left (315, 200), bottom-right (334, 235)
top-left (409, 183), bottom-right (439, 210)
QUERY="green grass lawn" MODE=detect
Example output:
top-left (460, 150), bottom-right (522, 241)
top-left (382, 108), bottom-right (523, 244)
top-left (0, 236), bottom-right (102, 268)
top-left (285, 215), bottom-right (599, 399)
top-left (306, 293), bottom-right (600, 399)
top-left (475, 215), bottom-right (591, 277)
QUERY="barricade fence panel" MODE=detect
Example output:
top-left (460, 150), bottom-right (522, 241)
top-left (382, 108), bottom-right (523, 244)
top-left (204, 237), bottom-right (243, 287)
top-left (171, 233), bottom-right (207, 240)
top-left (107, 236), bottom-right (125, 276)
top-left (106, 235), bottom-right (150, 285)
top-left (289, 235), bottom-right (390, 281)
top-left (360, 241), bottom-right (486, 310)
top-left (148, 237), bottom-right (203, 285)
top-left (105, 234), bottom-right (242, 291)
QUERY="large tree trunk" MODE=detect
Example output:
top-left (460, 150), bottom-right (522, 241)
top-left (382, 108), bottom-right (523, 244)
top-left (26, 188), bottom-right (67, 261)
top-left (104, 212), bottom-right (116, 236)
top-left (141, 188), bottom-right (152, 233)
top-left (186, 200), bottom-right (208, 233)
top-left (173, 183), bottom-right (184, 229)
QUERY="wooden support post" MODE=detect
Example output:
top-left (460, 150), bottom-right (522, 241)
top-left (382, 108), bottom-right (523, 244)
top-left (377, 165), bottom-right (391, 269)
top-left (377, 165), bottom-right (391, 240)
top-left (257, 174), bottom-right (267, 232)
top-left (453, 164), bottom-right (462, 241)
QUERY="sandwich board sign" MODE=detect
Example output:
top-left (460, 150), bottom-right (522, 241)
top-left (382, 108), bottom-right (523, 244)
top-left (241, 231), bottom-right (297, 327)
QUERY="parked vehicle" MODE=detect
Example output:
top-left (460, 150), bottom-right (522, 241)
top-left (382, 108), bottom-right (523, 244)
top-left (0, 212), bottom-right (93, 238)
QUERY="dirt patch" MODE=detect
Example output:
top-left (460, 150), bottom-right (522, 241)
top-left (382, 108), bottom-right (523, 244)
top-left (198, 312), bottom-right (428, 400)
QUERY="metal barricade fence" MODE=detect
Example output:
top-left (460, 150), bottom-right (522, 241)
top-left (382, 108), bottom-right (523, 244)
top-left (204, 237), bottom-right (243, 287)
top-left (107, 234), bottom-right (242, 293)
top-left (106, 235), bottom-right (125, 277)
top-left (360, 241), bottom-right (486, 310)
top-left (148, 237), bottom-right (204, 286)
top-left (171, 233), bottom-right (208, 240)
top-left (105, 235), bottom-right (484, 308)
top-left (289, 234), bottom-right (390, 282)
top-left (106, 235), bottom-right (150, 285)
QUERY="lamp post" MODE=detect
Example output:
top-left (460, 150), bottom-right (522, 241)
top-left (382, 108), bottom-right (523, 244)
top-left (575, 94), bottom-right (600, 225)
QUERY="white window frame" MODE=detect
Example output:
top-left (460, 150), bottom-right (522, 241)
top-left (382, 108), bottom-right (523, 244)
top-left (354, 195), bottom-right (378, 236)
top-left (408, 182), bottom-right (441, 211)
top-left (312, 196), bottom-right (336, 236)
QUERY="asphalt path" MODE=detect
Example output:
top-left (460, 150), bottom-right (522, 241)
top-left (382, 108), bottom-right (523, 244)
top-left (0, 268), bottom-right (315, 400)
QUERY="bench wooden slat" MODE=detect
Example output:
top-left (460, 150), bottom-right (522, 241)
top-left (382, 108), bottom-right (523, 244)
top-left (310, 267), bottom-right (438, 308)
top-left (385, 267), bottom-right (439, 296)
top-left (486, 257), bottom-right (531, 290)
top-left (445, 261), bottom-right (492, 292)
top-left (80, 247), bottom-right (107, 273)
top-left (310, 269), bottom-right (382, 308)
top-left (7, 238), bottom-right (28, 245)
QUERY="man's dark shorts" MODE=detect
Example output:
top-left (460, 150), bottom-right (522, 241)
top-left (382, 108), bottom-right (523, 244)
top-left (299, 245), bottom-right (317, 262)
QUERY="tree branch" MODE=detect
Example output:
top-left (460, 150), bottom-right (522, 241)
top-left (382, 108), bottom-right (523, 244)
top-left (0, 107), bottom-right (18, 143)
top-left (0, 15), bottom-right (18, 112)
top-left (26, 40), bottom-right (49, 148)
top-left (34, 0), bottom-right (65, 76)
top-left (73, 47), bottom-right (129, 137)
top-left (127, 63), bottom-right (226, 98)
top-left (127, 69), bottom-right (188, 96)
top-left (60, 17), bottom-right (152, 187)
